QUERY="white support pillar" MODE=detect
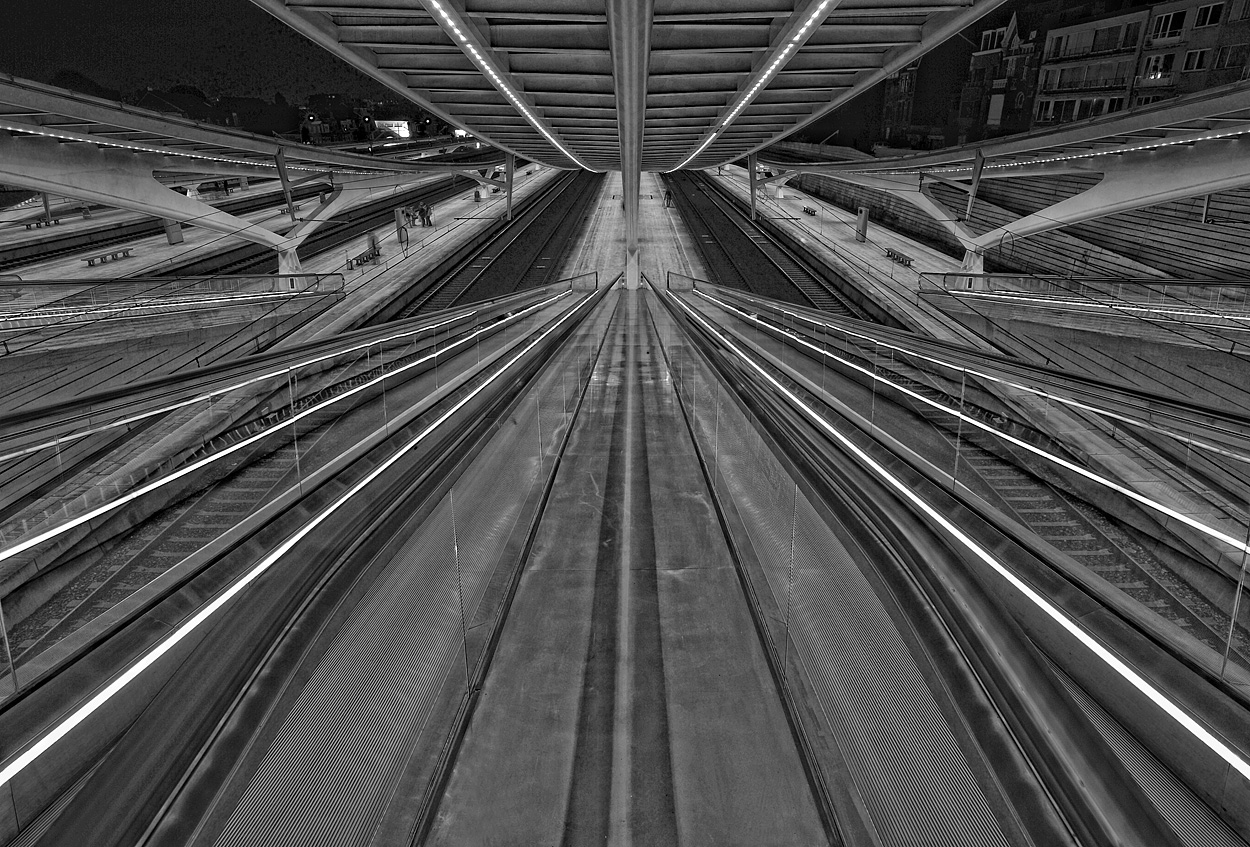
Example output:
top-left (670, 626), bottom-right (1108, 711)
top-left (275, 148), bottom-right (298, 223)
top-left (505, 152), bottom-right (515, 222)
top-left (748, 153), bottom-right (758, 222)
top-left (161, 218), bottom-right (185, 245)
top-left (963, 149), bottom-right (985, 223)
top-left (0, 133), bottom-right (293, 256)
top-left (40, 192), bottom-right (51, 224)
top-left (609, 0), bottom-right (653, 290)
top-left (969, 137), bottom-right (1250, 252)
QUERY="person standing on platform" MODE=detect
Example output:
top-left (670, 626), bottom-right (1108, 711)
top-left (424, 203), bottom-right (434, 227)
top-left (664, 188), bottom-right (673, 207)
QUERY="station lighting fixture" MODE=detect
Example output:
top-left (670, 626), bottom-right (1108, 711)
top-left (669, 0), bottom-right (836, 171)
top-left (423, 0), bottom-right (594, 171)
top-left (0, 119), bottom-right (388, 176)
top-left (828, 123), bottom-right (1250, 180)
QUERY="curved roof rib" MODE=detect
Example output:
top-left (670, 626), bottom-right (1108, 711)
top-left (250, 0), bottom-right (1011, 172)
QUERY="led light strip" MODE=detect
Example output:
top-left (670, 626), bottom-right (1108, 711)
top-left (826, 124), bottom-right (1250, 179)
top-left (0, 310), bottom-right (475, 463)
top-left (0, 120), bottom-right (333, 174)
top-left (669, 0), bottom-right (834, 171)
top-left (705, 289), bottom-right (1250, 464)
top-left (669, 289), bottom-right (1250, 783)
top-left (0, 293), bottom-right (570, 568)
top-left (0, 288), bottom-right (594, 791)
top-left (0, 289), bottom-right (320, 323)
top-left (695, 289), bottom-right (1250, 559)
top-left (424, 0), bottom-right (594, 171)
top-left (946, 289), bottom-right (1250, 324)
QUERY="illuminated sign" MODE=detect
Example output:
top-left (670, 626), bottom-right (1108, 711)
top-left (375, 119), bottom-right (411, 138)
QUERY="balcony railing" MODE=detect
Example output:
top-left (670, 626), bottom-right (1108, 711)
top-left (1043, 43), bottom-right (1139, 62)
top-left (1042, 76), bottom-right (1130, 93)
top-left (1136, 72), bottom-right (1176, 87)
top-left (1146, 31), bottom-right (1185, 47)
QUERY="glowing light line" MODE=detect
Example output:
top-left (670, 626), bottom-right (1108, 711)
top-left (670, 290), bottom-right (1250, 783)
top-left (694, 289), bottom-right (1250, 558)
top-left (0, 294), bottom-right (568, 567)
top-left (0, 289), bottom-right (592, 790)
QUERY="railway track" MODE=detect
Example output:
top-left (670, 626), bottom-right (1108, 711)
top-left (664, 171), bottom-right (862, 317)
top-left (4, 287), bottom-right (606, 847)
top-left (886, 363), bottom-right (1250, 665)
top-left (399, 170), bottom-right (603, 316)
top-left (0, 184), bottom-right (326, 273)
top-left (0, 291), bottom-right (555, 670)
top-left (660, 286), bottom-right (1250, 847)
top-left (702, 287), bottom-right (1250, 672)
top-left (148, 175), bottom-right (468, 278)
top-left (0, 167), bottom-right (583, 601)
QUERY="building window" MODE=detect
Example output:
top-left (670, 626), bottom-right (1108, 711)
top-left (1195, 3), bottom-right (1224, 27)
top-left (1152, 11), bottom-right (1187, 39)
top-left (1143, 53), bottom-right (1176, 77)
top-left (1216, 43), bottom-right (1250, 67)
top-left (1093, 25), bottom-right (1122, 52)
top-left (1108, 97), bottom-right (1125, 112)
top-left (1183, 49), bottom-right (1210, 70)
top-left (980, 28), bottom-right (1005, 51)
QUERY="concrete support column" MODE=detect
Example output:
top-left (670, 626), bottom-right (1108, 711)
top-left (0, 133), bottom-right (293, 257)
top-left (239, 175), bottom-right (249, 190)
top-left (855, 206), bottom-right (869, 242)
top-left (748, 153), bottom-right (758, 222)
top-left (275, 148), bottom-right (297, 222)
top-left (162, 218), bottom-right (185, 245)
top-left (278, 248), bottom-right (304, 276)
top-left (40, 192), bottom-right (51, 224)
top-left (395, 208), bottom-right (408, 246)
top-left (608, 0), bottom-right (653, 290)
top-left (505, 152), bottom-right (515, 221)
top-left (963, 149), bottom-right (985, 223)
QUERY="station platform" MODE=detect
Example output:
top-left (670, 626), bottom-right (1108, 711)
top-left (557, 171), bottom-right (711, 285)
top-left (707, 165), bottom-right (980, 345)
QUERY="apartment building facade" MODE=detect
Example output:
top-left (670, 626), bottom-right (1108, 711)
top-left (1032, 0), bottom-right (1250, 126)
top-left (1034, 8), bottom-right (1148, 124)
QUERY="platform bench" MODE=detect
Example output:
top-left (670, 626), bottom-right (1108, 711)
top-left (349, 247), bottom-right (380, 269)
top-left (82, 247), bottom-right (134, 267)
top-left (885, 247), bottom-right (913, 267)
top-left (802, 206), bottom-right (817, 216)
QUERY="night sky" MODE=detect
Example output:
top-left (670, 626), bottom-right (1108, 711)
top-left (3, 0), bottom-right (392, 102)
top-left (6, 0), bottom-right (1014, 141)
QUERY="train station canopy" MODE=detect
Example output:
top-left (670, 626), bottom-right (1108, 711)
top-left (248, 0), bottom-right (1013, 173)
